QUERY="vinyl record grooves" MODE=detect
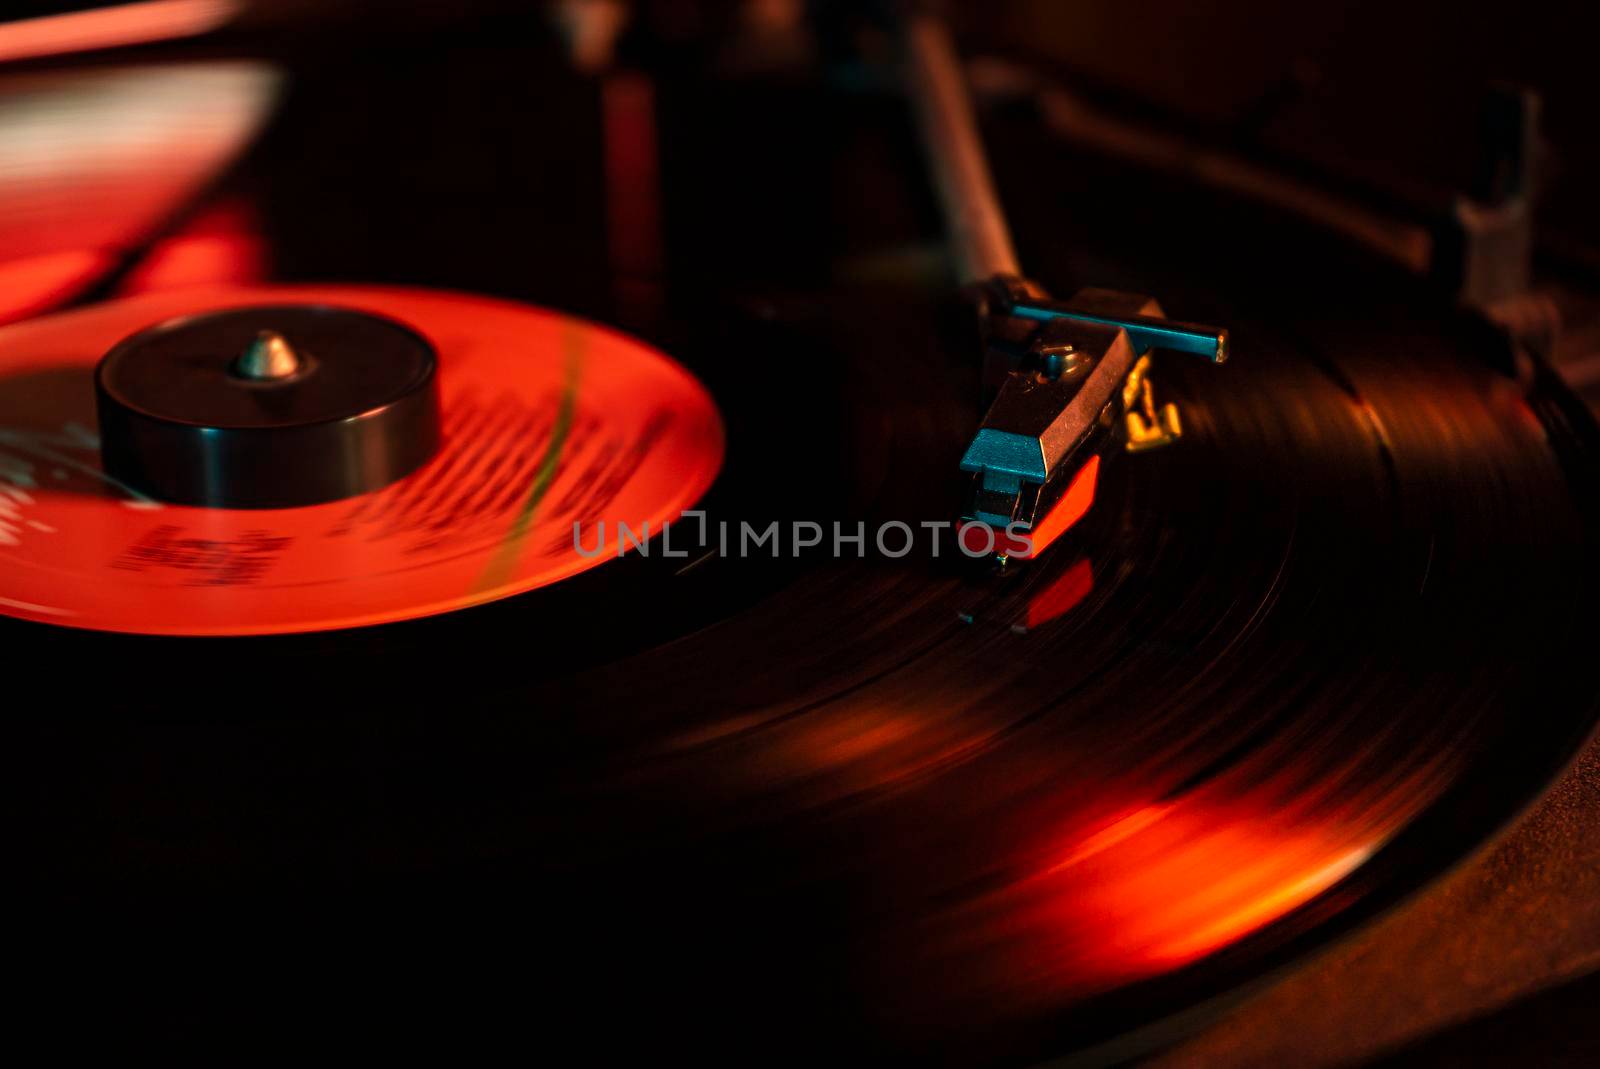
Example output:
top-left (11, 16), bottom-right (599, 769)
top-left (7, 10), bottom-right (1600, 1065)
top-left (13, 218), bottom-right (1600, 1066)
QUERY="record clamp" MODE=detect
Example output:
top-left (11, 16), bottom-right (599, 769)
top-left (95, 304), bottom-right (442, 509)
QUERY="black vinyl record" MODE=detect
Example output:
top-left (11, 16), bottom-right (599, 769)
top-left (8, 54), bottom-right (1600, 1066)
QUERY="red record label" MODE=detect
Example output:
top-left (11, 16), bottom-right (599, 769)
top-left (0, 285), bottom-right (725, 635)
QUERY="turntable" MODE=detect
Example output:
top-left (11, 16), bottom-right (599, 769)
top-left (4, 2), bottom-right (1598, 1064)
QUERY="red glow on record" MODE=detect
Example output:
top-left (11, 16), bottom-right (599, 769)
top-left (1024, 557), bottom-right (1093, 629)
top-left (0, 248), bottom-right (113, 324)
top-left (0, 0), bottom-right (236, 63)
top-left (119, 198), bottom-right (265, 294)
top-left (1035, 799), bottom-right (1374, 975)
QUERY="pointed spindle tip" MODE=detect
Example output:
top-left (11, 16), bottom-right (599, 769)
top-left (232, 330), bottom-right (302, 382)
